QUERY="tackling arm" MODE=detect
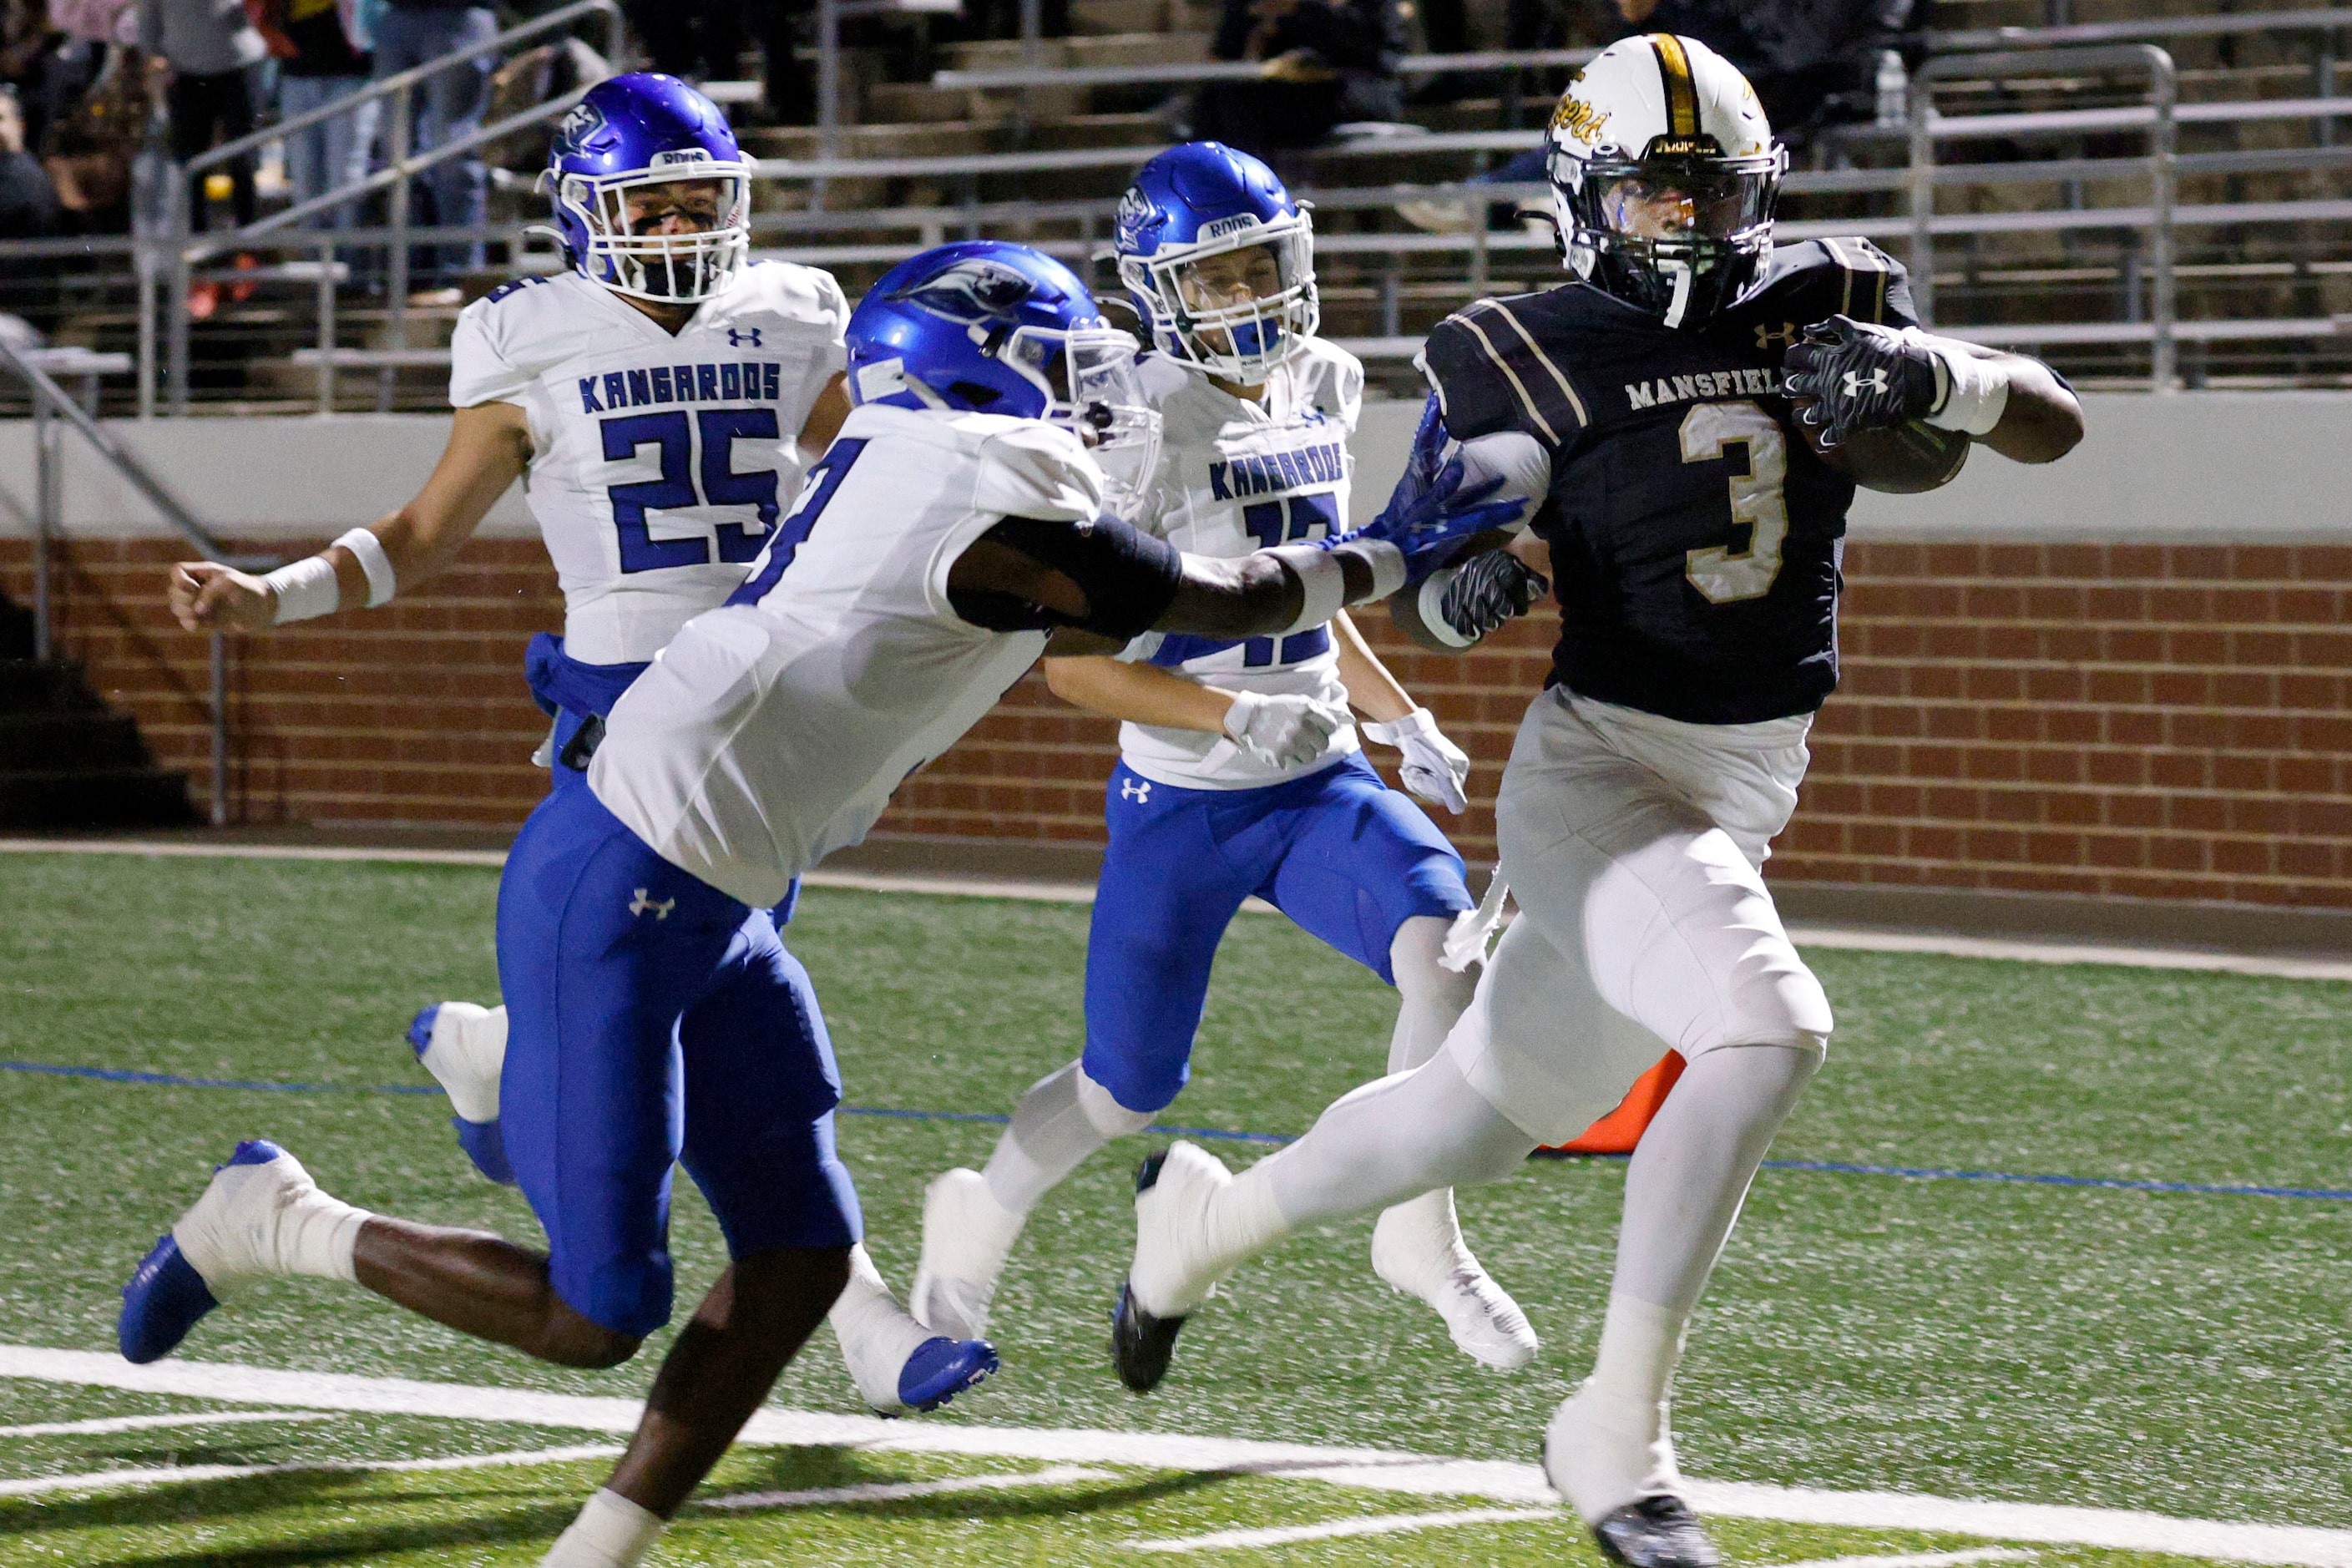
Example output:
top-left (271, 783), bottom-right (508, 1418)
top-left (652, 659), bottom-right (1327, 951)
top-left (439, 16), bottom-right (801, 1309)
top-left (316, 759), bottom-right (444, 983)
top-left (168, 402), bottom-right (531, 633)
top-left (1040, 655), bottom-right (1237, 734)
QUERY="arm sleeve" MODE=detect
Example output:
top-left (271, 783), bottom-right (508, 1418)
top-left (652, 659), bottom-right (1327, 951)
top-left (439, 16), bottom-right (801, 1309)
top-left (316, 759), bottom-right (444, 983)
top-left (945, 515), bottom-right (1184, 640)
top-left (447, 301), bottom-right (533, 409)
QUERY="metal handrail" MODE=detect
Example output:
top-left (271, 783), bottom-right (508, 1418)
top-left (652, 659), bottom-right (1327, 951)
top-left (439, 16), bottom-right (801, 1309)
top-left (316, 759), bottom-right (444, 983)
top-left (933, 45), bottom-right (1596, 91)
top-left (149, 0), bottom-right (626, 418)
top-left (180, 0), bottom-right (625, 183)
top-left (1928, 6), bottom-right (2352, 53)
top-left (1910, 46), bottom-right (2177, 389)
top-left (0, 333), bottom-right (271, 826)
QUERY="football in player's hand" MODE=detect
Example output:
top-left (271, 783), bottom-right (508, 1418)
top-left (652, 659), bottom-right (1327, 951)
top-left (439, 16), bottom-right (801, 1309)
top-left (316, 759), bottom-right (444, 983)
top-left (1801, 414), bottom-right (1970, 494)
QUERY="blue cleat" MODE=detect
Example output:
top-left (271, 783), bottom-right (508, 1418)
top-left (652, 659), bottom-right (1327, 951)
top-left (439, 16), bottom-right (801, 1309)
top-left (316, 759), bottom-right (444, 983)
top-left (117, 1139), bottom-right (290, 1364)
top-left (895, 1335), bottom-right (999, 1414)
top-left (118, 1235), bottom-right (219, 1364)
top-left (408, 1003), bottom-right (515, 1186)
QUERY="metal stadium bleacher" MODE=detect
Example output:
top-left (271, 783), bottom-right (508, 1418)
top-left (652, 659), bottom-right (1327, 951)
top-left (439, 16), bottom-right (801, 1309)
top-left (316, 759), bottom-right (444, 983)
top-left (3, 0), bottom-right (2352, 417)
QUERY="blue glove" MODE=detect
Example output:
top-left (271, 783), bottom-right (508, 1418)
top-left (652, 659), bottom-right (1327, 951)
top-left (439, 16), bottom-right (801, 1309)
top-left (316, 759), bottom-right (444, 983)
top-left (1351, 456), bottom-right (1523, 582)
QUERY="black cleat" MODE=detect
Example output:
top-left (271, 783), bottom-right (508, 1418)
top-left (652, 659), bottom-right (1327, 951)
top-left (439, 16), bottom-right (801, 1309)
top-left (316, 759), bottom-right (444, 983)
top-left (1590, 1495), bottom-right (1720, 1568)
top-left (1111, 1280), bottom-right (1186, 1393)
top-left (1112, 1151), bottom-right (1184, 1393)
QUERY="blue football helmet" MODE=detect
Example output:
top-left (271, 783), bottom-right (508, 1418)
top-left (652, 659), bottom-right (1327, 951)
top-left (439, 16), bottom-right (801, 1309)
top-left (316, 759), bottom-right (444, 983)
top-left (847, 240), bottom-right (1161, 510)
top-left (1114, 141), bottom-right (1318, 384)
top-left (547, 73), bottom-right (751, 305)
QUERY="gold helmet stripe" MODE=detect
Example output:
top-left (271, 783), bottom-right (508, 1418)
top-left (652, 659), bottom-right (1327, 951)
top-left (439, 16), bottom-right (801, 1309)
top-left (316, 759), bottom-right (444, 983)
top-left (1647, 33), bottom-right (1702, 139)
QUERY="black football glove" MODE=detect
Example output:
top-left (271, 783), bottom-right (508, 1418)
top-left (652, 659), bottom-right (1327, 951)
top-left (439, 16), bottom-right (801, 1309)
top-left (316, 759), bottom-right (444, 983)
top-left (1782, 315), bottom-right (1941, 448)
top-left (1439, 550), bottom-right (1549, 642)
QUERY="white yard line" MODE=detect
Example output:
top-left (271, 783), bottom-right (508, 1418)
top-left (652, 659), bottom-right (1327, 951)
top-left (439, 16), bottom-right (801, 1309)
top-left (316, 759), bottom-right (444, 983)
top-left (1768, 1548), bottom-right (2036, 1568)
top-left (700, 1463), bottom-right (1112, 1511)
top-left (4, 837), bottom-right (2340, 978)
top-left (0, 1442), bottom-right (619, 1500)
top-left (0, 1409), bottom-right (338, 1439)
top-left (1126, 1505), bottom-right (1561, 1551)
top-left (2, 1346), bottom-right (2347, 1566)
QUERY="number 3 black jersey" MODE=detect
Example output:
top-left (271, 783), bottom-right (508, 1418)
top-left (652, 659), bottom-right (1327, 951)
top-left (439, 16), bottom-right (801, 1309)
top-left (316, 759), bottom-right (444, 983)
top-left (1419, 238), bottom-right (1917, 725)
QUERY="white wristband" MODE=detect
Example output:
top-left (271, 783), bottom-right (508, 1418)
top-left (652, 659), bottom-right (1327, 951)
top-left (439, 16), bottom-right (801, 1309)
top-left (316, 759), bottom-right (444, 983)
top-left (332, 528), bottom-right (397, 607)
top-left (1266, 545), bottom-right (1347, 636)
top-left (263, 554), bottom-right (341, 624)
top-left (1914, 334), bottom-right (2011, 435)
top-left (1329, 538), bottom-right (1407, 600)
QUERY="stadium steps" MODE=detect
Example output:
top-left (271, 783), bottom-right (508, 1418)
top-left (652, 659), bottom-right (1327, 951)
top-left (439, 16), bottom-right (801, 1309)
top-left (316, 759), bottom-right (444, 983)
top-left (0, 597), bottom-right (195, 831)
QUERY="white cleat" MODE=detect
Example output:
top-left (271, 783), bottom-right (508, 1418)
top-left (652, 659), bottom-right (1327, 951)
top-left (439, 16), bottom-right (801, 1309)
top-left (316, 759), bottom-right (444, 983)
top-left (909, 1168), bottom-right (1026, 1341)
top-left (1127, 1141), bottom-right (1240, 1320)
top-left (1372, 1188), bottom-right (1539, 1372)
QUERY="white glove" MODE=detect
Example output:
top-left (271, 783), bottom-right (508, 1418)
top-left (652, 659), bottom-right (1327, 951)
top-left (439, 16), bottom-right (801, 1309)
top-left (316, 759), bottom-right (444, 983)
top-left (1222, 690), bottom-right (1348, 769)
top-left (1362, 707), bottom-right (1471, 814)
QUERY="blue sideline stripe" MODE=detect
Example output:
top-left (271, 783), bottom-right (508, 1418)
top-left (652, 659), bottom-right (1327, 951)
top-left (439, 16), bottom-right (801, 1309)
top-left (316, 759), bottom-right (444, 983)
top-left (3, 1057), bottom-right (2341, 1197)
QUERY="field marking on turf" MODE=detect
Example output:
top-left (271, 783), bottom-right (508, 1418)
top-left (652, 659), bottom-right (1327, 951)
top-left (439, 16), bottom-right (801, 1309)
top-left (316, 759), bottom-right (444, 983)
top-left (1126, 1504), bottom-right (1562, 1551)
top-left (7, 1056), bottom-right (2346, 1199)
top-left (7, 837), bottom-right (2347, 981)
top-left (1770, 1549), bottom-right (2036, 1568)
top-left (0, 1442), bottom-right (620, 1500)
top-left (700, 1463), bottom-right (1114, 1512)
top-left (3, 1347), bottom-right (2349, 1567)
top-left (0, 1409), bottom-right (339, 1439)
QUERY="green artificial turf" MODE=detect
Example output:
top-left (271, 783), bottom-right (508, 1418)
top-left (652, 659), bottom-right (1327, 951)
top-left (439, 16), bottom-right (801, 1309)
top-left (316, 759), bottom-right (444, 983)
top-left (0, 850), bottom-right (2345, 1566)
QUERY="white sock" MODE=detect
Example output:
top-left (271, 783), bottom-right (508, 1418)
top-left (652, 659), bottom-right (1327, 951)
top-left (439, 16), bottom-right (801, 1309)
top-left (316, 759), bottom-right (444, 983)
top-left (1550, 1295), bottom-right (1686, 1517)
top-left (1387, 915), bottom-right (1479, 1074)
top-left (828, 1243), bottom-right (935, 1408)
top-left (542, 1488), bottom-right (663, 1568)
top-left (981, 1060), bottom-right (1154, 1214)
top-left (287, 1196), bottom-right (367, 1284)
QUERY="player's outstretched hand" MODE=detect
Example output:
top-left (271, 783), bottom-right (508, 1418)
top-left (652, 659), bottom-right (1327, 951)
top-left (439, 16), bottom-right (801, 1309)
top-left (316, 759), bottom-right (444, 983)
top-left (1362, 707), bottom-right (1471, 813)
top-left (1782, 314), bottom-right (1940, 448)
top-left (169, 560), bottom-right (276, 632)
top-left (1222, 690), bottom-right (1348, 770)
top-left (1348, 458), bottom-right (1522, 581)
top-left (1439, 551), bottom-right (1549, 643)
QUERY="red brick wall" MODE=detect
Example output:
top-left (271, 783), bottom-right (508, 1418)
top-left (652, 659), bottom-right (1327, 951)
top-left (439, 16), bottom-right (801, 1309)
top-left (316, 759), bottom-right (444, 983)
top-left (7, 535), bottom-right (2347, 909)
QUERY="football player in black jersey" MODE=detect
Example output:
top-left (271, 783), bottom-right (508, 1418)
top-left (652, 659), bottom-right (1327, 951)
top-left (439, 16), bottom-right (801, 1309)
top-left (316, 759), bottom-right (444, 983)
top-left (1109, 32), bottom-right (2081, 1568)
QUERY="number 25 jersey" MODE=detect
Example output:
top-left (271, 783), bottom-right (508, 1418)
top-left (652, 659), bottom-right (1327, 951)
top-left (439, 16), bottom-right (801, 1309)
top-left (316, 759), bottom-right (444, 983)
top-left (448, 262), bottom-right (849, 666)
top-left (1419, 238), bottom-right (1917, 726)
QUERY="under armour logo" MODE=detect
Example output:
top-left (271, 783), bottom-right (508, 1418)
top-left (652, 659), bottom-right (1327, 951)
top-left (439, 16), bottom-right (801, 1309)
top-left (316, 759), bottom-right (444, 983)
top-left (1753, 321), bottom-right (1796, 352)
top-left (1842, 368), bottom-right (1889, 397)
top-left (1120, 778), bottom-right (1152, 803)
top-left (727, 326), bottom-right (763, 347)
top-left (629, 888), bottom-right (675, 920)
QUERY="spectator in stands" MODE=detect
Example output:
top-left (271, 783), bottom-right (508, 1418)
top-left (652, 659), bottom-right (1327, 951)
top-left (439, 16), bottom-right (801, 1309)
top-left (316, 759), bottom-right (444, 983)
top-left (139, 0), bottom-right (266, 230)
top-left (1606, 0), bottom-right (1909, 136)
top-left (0, 83), bottom-right (62, 235)
top-left (371, 0), bottom-right (494, 295)
top-left (250, 0), bottom-right (375, 229)
top-left (1191, 0), bottom-right (1408, 162)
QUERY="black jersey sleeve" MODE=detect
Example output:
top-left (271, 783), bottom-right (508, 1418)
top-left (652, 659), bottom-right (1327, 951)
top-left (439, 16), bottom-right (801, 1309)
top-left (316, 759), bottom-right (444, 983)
top-left (1416, 294), bottom-right (1594, 453)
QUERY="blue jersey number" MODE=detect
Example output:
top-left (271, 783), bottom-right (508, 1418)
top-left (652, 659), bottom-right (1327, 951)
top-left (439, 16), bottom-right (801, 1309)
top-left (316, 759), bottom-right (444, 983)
top-left (727, 438), bottom-right (869, 607)
top-left (604, 408), bottom-right (785, 573)
top-left (1241, 493), bottom-right (1340, 667)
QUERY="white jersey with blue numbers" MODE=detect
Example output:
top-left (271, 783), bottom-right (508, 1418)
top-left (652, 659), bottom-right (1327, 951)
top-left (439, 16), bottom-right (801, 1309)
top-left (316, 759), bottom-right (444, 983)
top-left (448, 262), bottom-right (849, 665)
top-left (588, 402), bottom-right (1105, 909)
top-left (1115, 338), bottom-right (1363, 791)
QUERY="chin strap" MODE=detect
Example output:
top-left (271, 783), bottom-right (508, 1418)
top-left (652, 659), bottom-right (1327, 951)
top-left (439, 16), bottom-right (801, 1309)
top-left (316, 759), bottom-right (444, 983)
top-left (1658, 257), bottom-right (1695, 330)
